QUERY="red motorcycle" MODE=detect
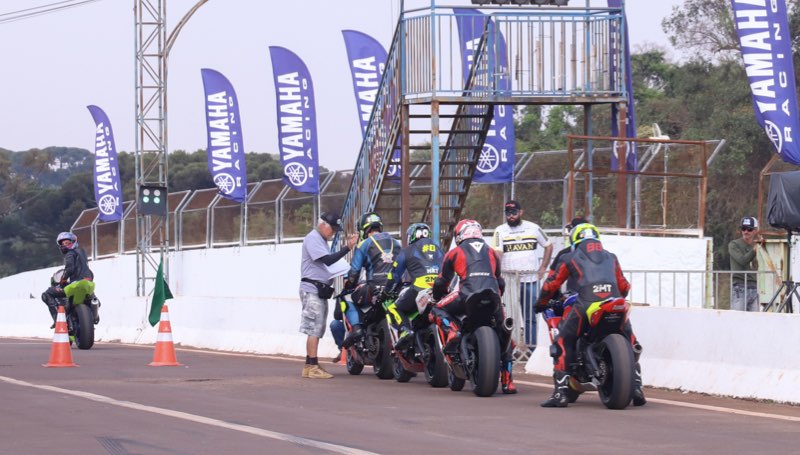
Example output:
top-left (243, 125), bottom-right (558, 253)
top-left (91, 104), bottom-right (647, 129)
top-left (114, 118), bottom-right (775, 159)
top-left (542, 294), bottom-right (636, 409)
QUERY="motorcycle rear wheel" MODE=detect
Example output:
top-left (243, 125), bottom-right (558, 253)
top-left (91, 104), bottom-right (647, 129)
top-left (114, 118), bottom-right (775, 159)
top-left (597, 333), bottom-right (635, 410)
top-left (392, 355), bottom-right (414, 383)
top-left (468, 326), bottom-right (500, 397)
top-left (372, 321), bottom-right (394, 379)
top-left (75, 304), bottom-right (94, 350)
top-left (423, 330), bottom-right (448, 388)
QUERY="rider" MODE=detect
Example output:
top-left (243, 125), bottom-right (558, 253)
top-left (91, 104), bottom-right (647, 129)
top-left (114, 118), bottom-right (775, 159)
top-left (382, 223), bottom-right (444, 350)
top-left (341, 212), bottom-right (401, 347)
top-left (41, 232), bottom-right (96, 328)
top-left (431, 219), bottom-right (517, 395)
top-left (536, 223), bottom-right (645, 407)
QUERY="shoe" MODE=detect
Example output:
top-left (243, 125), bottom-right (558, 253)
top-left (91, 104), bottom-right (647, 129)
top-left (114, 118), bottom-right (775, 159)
top-left (50, 322), bottom-right (55, 329)
top-left (394, 329), bottom-right (414, 351)
top-left (331, 349), bottom-right (343, 363)
top-left (501, 368), bottom-right (517, 395)
top-left (540, 371), bottom-right (570, 408)
top-left (302, 365), bottom-right (312, 378)
top-left (342, 324), bottom-right (364, 348)
top-left (633, 362), bottom-right (646, 406)
top-left (443, 331), bottom-right (461, 353)
top-left (305, 365), bottom-right (334, 379)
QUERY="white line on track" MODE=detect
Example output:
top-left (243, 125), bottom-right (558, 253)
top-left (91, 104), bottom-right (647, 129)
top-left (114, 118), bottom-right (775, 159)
top-left (0, 375), bottom-right (379, 455)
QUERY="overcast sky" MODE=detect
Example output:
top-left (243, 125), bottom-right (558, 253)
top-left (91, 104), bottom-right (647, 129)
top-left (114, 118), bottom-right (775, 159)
top-left (0, 0), bottom-right (684, 171)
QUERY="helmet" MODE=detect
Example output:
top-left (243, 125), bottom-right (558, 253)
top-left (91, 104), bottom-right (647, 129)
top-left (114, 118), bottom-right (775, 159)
top-left (454, 219), bottom-right (482, 245)
top-left (569, 223), bottom-right (600, 247)
top-left (56, 232), bottom-right (78, 253)
top-left (407, 223), bottom-right (430, 245)
top-left (359, 212), bottom-right (383, 239)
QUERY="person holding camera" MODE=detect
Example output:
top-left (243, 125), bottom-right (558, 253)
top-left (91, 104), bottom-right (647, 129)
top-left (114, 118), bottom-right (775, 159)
top-left (728, 216), bottom-right (763, 312)
top-left (299, 212), bottom-right (357, 379)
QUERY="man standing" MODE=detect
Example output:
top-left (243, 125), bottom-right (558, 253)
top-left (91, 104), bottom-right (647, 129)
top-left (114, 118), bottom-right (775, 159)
top-left (299, 212), bottom-right (357, 379)
top-left (728, 216), bottom-right (762, 312)
top-left (492, 200), bottom-right (553, 353)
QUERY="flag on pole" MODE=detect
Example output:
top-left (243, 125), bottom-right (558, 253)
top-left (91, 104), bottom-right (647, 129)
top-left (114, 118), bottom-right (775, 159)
top-left (86, 105), bottom-right (123, 222)
top-left (148, 260), bottom-right (173, 327)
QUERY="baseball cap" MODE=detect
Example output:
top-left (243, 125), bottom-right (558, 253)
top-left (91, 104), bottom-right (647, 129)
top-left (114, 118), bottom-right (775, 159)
top-left (320, 212), bottom-right (343, 231)
top-left (504, 200), bottom-right (521, 214)
top-left (566, 216), bottom-right (588, 230)
top-left (740, 217), bottom-right (758, 230)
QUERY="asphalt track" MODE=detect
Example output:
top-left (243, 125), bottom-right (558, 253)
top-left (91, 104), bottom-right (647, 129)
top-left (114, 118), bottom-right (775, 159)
top-left (1, 338), bottom-right (798, 454)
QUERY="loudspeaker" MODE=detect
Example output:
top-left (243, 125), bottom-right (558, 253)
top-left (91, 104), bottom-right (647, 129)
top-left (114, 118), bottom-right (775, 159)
top-left (767, 171), bottom-right (800, 231)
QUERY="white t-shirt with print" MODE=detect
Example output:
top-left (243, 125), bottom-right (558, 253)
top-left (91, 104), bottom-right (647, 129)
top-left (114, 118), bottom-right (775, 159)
top-left (492, 220), bottom-right (552, 282)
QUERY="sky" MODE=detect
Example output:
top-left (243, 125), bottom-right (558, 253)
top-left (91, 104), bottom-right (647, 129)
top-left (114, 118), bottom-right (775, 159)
top-left (0, 0), bottom-right (685, 171)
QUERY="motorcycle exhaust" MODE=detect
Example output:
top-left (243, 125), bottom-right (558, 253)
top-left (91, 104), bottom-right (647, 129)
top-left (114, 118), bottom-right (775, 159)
top-left (502, 317), bottom-right (514, 333)
top-left (633, 341), bottom-right (643, 362)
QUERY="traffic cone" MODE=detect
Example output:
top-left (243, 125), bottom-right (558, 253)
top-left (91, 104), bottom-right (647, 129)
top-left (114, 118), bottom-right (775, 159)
top-left (149, 304), bottom-right (182, 366)
top-left (339, 347), bottom-right (347, 363)
top-left (43, 305), bottom-right (76, 368)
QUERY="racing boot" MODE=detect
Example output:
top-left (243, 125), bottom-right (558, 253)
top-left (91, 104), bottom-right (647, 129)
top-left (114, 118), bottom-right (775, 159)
top-left (341, 324), bottom-right (364, 348)
top-left (540, 371), bottom-right (570, 408)
top-left (42, 292), bottom-right (58, 329)
top-left (633, 362), bottom-right (647, 406)
top-left (501, 360), bottom-right (518, 394)
top-left (394, 324), bottom-right (415, 351)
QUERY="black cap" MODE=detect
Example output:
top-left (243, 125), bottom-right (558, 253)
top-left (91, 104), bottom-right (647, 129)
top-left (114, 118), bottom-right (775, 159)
top-left (320, 212), bottom-right (343, 231)
top-left (504, 200), bottom-right (521, 213)
top-left (741, 217), bottom-right (758, 230)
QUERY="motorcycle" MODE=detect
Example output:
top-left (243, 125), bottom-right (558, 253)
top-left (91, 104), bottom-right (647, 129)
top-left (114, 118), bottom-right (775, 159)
top-left (47, 269), bottom-right (100, 350)
top-left (338, 285), bottom-right (394, 379)
top-left (542, 294), bottom-right (636, 410)
top-left (384, 288), bottom-right (448, 388)
top-left (431, 289), bottom-right (512, 397)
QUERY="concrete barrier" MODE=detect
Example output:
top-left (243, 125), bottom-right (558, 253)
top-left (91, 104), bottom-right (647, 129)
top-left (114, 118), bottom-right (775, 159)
top-left (2, 241), bottom-right (798, 403)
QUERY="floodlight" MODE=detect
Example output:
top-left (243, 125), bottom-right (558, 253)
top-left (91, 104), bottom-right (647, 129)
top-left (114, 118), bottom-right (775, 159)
top-left (552, 0), bottom-right (570, 5)
top-left (511, 0), bottom-right (529, 4)
top-left (471, 0), bottom-right (492, 4)
top-left (492, 0), bottom-right (512, 4)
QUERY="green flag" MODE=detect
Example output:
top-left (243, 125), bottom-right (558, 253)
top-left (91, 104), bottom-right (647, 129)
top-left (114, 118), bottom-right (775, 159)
top-left (148, 260), bottom-right (173, 326)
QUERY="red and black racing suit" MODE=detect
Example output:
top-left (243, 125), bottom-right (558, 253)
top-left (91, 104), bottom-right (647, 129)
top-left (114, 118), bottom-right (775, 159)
top-left (538, 238), bottom-right (634, 373)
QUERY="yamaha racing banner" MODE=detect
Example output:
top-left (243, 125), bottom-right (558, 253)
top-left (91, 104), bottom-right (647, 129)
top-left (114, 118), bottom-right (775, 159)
top-left (86, 105), bottom-right (123, 222)
top-left (731, 0), bottom-right (800, 166)
top-left (608, 0), bottom-right (638, 171)
top-left (200, 69), bottom-right (248, 203)
top-left (269, 46), bottom-right (320, 194)
top-left (454, 8), bottom-right (515, 184)
top-left (342, 30), bottom-right (401, 179)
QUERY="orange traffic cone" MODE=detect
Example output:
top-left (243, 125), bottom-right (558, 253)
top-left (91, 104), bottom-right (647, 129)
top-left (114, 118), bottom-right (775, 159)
top-left (43, 305), bottom-right (76, 368)
top-left (149, 304), bottom-right (182, 367)
top-left (339, 348), bottom-right (347, 363)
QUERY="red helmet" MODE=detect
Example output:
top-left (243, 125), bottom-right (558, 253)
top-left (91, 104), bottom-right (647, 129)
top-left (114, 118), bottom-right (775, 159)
top-left (454, 219), bottom-right (482, 245)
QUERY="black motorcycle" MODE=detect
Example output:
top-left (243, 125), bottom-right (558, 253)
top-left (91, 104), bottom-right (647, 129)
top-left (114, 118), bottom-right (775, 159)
top-left (338, 286), bottom-right (394, 379)
top-left (384, 288), bottom-right (448, 388)
top-left (432, 289), bottom-right (512, 397)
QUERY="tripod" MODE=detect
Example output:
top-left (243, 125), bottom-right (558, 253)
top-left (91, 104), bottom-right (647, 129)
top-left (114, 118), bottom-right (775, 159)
top-left (763, 229), bottom-right (799, 313)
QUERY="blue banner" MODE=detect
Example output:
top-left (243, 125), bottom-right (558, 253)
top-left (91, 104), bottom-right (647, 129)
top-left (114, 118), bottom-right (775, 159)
top-left (341, 30), bottom-right (400, 179)
top-left (731, 0), bottom-right (800, 166)
top-left (200, 68), bottom-right (248, 203)
top-left (454, 8), bottom-right (515, 184)
top-left (86, 105), bottom-right (123, 222)
top-left (269, 46), bottom-right (320, 194)
top-left (608, 0), bottom-right (638, 171)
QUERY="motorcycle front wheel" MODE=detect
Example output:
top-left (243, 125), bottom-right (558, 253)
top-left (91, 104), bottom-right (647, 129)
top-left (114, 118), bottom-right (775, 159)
top-left (372, 321), bottom-right (394, 379)
top-left (597, 333), bottom-right (635, 410)
top-left (346, 348), bottom-right (364, 375)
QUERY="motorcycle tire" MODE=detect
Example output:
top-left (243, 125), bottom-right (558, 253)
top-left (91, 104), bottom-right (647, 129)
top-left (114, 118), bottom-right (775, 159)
top-left (468, 326), bottom-right (500, 397)
top-left (75, 304), bottom-right (94, 350)
top-left (597, 333), bottom-right (635, 410)
top-left (448, 368), bottom-right (465, 392)
top-left (372, 321), bottom-right (394, 380)
top-left (392, 355), bottom-right (414, 383)
top-left (423, 330), bottom-right (448, 388)
top-left (346, 348), bottom-right (365, 375)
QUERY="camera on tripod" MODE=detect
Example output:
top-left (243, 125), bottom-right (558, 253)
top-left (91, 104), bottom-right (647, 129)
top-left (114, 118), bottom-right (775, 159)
top-left (764, 171), bottom-right (800, 313)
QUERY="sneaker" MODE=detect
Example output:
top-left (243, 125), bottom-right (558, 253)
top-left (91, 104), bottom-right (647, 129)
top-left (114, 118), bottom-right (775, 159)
top-left (305, 365), bottom-right (334, 379)
top-left (302, 365), bottom-right (312, 378)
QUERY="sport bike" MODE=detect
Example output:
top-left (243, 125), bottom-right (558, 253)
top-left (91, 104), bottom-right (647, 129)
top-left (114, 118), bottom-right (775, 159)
top-left (49, 270), bottom-right (100, 350)
top-left (338, 286), bottom-right (394, 379)
top-left (542, 294), bottom-right (636, 409)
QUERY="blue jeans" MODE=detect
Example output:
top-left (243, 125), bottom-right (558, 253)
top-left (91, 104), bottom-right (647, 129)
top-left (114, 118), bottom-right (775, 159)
top-left (520, 281), bottom-right (539, 349)
top-left (732, 283), bottom-right (758, 312)
top-left (330, 320), bottom-right (345, 349)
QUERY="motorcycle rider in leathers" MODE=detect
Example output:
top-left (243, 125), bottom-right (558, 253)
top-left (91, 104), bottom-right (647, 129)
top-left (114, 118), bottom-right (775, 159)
top-left (536, 223), bottom-right (646, 407)
top-left (431, 219), bottom-right (518, 394)
top-left (42, 232), bottom-right (96, 328)
top-left (382, 223), bottom-right (444, 350)
top-left (341, 212), bottom-right (401, 347)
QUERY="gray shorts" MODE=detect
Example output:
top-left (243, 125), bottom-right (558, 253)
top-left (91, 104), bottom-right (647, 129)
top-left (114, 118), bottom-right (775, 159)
top-left (299, 290), bottom-right (328, 338)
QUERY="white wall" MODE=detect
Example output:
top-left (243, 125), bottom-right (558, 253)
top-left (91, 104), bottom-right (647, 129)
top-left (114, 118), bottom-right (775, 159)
top-left (3, 237), bottom-right (799, 403)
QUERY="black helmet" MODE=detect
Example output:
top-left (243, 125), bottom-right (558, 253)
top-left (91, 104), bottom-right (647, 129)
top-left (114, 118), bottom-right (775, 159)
top-left (359, 212), bottom-right (383, 240)
top-left (406, 223), bottom-right (430, 245)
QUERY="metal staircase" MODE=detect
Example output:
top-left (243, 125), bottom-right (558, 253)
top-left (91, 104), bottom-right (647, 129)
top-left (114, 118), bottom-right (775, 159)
top-left (336, 4), bottom-right (627, 249)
